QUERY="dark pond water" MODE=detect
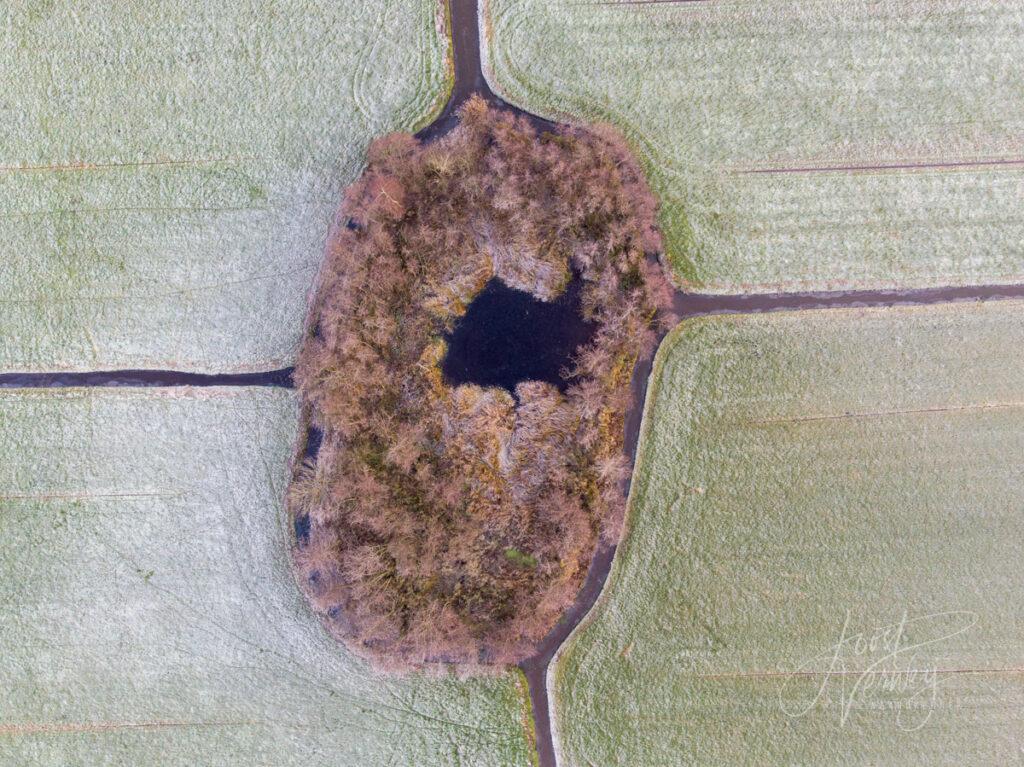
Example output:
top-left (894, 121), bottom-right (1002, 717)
top-left (293, 513), bottom-right (311, 545)
top-left (441, 276), bottom-right (597, 394)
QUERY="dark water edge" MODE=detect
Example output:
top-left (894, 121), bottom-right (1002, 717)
top-left (519, 542), bottom-right (616, 767)
top-left (403, 9), bottom-right (1024, 761)
top-left (441, 276), bottom-right (596, 395)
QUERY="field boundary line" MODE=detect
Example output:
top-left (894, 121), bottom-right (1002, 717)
top-left (739, 157), bottom-right (1024, 175)
top-left (0, 157), bottom-right (247, 174)
top-left (693, 666), bottom-right (1024, 680)
top-left (747, 401), bottom-right (1024, 426)
top-left (0, 720), bottom-right (258, 736)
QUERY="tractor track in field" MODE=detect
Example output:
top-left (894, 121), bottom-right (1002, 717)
top-left (740, 157), bottom-right (1024, 174)
top-left (7, 2), bottom-right (1024, 766)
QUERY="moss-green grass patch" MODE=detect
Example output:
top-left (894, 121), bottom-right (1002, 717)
top-left (0, 387), bottom-right (535, 766)
top-left (550, 302), bottom-right (1024, 765)
top-left (0, 1), bottom-right (448, 371)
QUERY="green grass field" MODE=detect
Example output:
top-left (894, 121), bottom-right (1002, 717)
top-left (483, 0), bottom-right (1024, 292)
top-left (0, 1), bottom-right (447, 371)
top-left (550, 302), bottom-right (1024, 765)
top-left (0, 388), bottom-right (535, 766)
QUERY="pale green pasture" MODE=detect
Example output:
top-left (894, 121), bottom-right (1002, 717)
top-left (550, 302), bottom-right (1024, 765)
top-left (484, 0), bottom-right (1024, 291)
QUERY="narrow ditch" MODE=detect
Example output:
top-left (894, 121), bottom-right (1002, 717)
top-left (6, 1), bottom-right (1024, 765)
top-left (521, 279), bottom-right (1024, 767)
top-left (0, 367), bottom-right (294, 389)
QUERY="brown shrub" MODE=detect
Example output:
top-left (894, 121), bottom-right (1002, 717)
top-left (290, 97), bottom-right (668, 670)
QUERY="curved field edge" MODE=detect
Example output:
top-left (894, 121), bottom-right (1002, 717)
top-left (0, 1), bottom-right (450, 374)
top-left (547, 302), bottom-right (1024, 765)
top-left (411, 0), bottom-right (457, 134)
top-left (290, 98), bottom-right (666, 669)
top-left (480, 0), bottom-right (1024, 294)
top-left (0, 387), bottom-right (535, 766)
top-left (545, 312), bottom-right (697, 762)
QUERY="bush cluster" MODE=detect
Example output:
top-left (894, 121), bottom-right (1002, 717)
top-left (289, 97), bottom-right (673, 668)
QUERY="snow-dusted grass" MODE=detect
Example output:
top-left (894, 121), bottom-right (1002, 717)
top-left (549, 301), bottom-right (1024, 765)
top-left (0, 387), bottom-right (535, 766)
top-left (484, 0), bottom-right (1024, 292)
top-left (0, 1), bottom-right (449, 371)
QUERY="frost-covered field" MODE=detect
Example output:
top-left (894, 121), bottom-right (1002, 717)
top-left (550, 302), bottom-right (1024, 765)
top-left (0, 1), bottom-right (448, 371)
top-left (483, 0), bottom-right (1024, 292)
top-left (0, 388), bottom-right (534, 766)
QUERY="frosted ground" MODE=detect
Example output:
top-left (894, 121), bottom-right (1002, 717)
top-left (3, 2), bottom-right (1024, 765)
top-left (0, 4), bottom-right (538, 765)
top-left (0, 1), bottom-right (447, 371)
top-left (0, 388), bottom-right (535, 766)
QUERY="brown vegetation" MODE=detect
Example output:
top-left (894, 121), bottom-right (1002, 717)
top-left (289, 97), bottom-right (673, 669)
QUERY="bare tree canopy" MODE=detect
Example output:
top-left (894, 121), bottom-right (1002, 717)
top-left (290, 97), bottom-right (672, 670)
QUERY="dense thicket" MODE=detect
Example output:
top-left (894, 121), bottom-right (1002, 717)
top-left (290, 97), bottom-right (673, 668)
